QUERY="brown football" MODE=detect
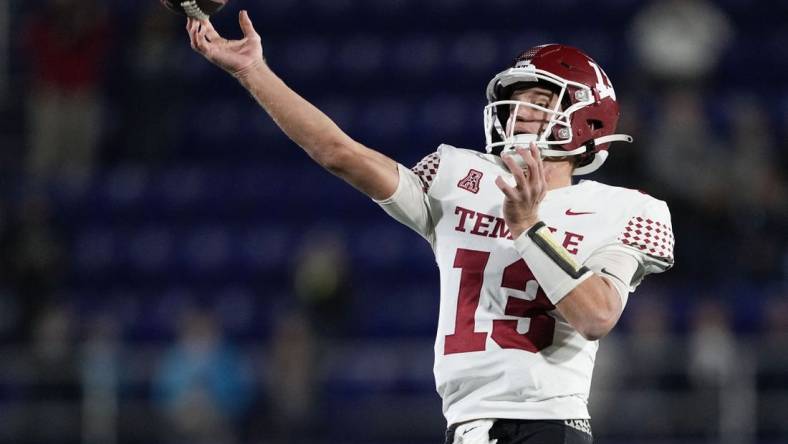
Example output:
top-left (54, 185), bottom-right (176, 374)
top-left (160, 0), bottom-right (229, 19)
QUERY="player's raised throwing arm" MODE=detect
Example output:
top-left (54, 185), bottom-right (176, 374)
top-left (186, 11), bottom-right (400, 200)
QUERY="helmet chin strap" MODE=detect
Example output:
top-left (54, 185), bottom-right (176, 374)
top-left (499, 133), bottom-right (633, 175)
top-left (592, 134), bottom-right (633, 145)
top-left (500, 134), bottom-right (584, 171)
top-left (500, 133), bottom-right (586, 159)
top-left (503, 133), bottom-right (541, 150)
top-left (498, 134), bottom-right (540, 171)
top-left (572, 133), bottom-right (634, 176)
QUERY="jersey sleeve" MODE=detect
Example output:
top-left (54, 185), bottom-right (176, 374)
top-left (616, 198), bottom-right (675, 277)
top-left (583, 247), bottom-right (641, 308)
top-left (373, 152), bottom-right (441, 243)
top-left (411, 151), bottom-right (441, 192)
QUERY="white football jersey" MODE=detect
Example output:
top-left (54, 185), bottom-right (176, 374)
top-left (376, 144), bottom-right (674, 425)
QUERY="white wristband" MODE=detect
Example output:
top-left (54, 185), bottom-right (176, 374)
top-left (513, 221), bottom-right (593, 305)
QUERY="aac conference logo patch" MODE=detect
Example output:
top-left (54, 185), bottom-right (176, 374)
top-left (457, 169), bottom-right (483, 194)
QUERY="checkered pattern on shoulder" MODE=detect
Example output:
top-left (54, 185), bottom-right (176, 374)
top-left (619, 216), bottom-right (675, 262)
top-left (411, 152), bottom-right (441, 192)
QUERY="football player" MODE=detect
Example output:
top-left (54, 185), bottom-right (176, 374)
top-left (187, 11), bottom-right (674, 444)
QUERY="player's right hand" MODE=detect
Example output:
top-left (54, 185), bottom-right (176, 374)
top-left (495, 142), bottom-right (546, 239)
top-left (187, 10), bottom-right (264, 79)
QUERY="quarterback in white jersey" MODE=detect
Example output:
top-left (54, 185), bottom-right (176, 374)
top-left (378, 144), bottom-right (673, 427)
top-left (187, 14), bottom-right (673, 444)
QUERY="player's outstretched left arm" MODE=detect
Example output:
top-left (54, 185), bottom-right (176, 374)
top-left (497, 144), bottom-right (623, 341)
top-left (186, 11), bottom-right (400, 200)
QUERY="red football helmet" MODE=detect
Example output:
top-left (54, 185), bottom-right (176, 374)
top-left (484, 44), bottom-right (632, 175)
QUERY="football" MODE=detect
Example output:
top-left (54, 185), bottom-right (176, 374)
top-left (160, 0), bottom-right (229, 20)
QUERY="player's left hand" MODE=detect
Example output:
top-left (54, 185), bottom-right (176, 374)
top-left (495, 143), bottom-right (546, 238)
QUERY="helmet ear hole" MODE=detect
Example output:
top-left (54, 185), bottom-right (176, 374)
top-left (587, 119), bottom-right (603, 130)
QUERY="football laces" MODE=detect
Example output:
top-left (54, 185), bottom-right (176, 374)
top-left (180, 0), bottom-right (210, 20)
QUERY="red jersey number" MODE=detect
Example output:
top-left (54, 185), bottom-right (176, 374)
top-left (444, 248), bottom-right (556, 355)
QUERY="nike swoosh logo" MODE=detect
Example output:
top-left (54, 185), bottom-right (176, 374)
top-left (600, 268), bottom-right (625, 283)
top-left (565, 209), bottom-right (595, 216)
top-left (462, 426), bottom-right (480, 436)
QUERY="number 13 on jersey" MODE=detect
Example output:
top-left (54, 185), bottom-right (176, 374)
top-left (444, 248), bottom-right (556, 355)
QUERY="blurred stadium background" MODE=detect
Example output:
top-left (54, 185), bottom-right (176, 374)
top-left (0, 0), bottom-right (787, 443)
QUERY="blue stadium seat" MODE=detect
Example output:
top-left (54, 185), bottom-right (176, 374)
top-left (336, 35), bottom-right (385, 77)
top-left (182, 226), bottom-right (233, 273)
top-left (281, 36), bottom-right (332, 79)
top-left (73, 226), bottom-right (116, 272)
top-left (394, 35), bottom-right (444, 77)
top-left (127, 225), bottom-right (175, 272)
